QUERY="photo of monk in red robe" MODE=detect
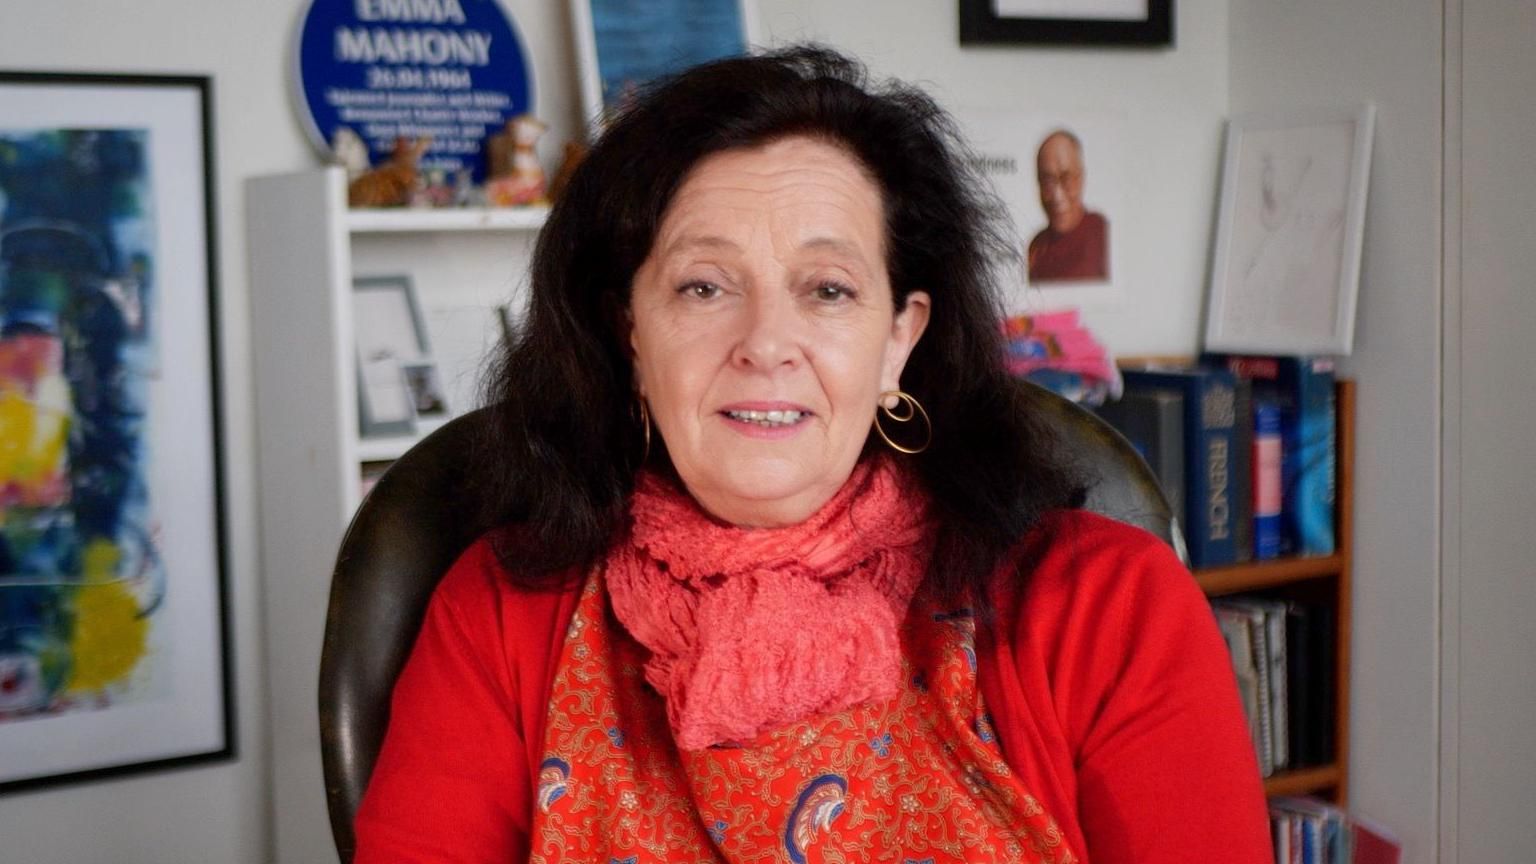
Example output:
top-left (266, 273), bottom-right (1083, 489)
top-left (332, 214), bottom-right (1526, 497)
top-left (1027, 129), bottom-right (1110, 283)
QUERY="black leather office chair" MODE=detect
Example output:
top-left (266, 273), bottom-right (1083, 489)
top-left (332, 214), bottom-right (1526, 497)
top-left (317, 382), bottom-right (1180, 862)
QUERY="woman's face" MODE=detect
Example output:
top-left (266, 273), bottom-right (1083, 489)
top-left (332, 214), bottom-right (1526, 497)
top-left (629, 136), bottom-right (930, 528)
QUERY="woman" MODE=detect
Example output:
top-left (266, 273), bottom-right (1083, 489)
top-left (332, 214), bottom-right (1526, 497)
top-left (355, 46), bottom-right (1270, 863)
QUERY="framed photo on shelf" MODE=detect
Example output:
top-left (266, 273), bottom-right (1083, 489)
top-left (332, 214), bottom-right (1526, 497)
top-left (569, 0), bottom-right (761, 134)
top-left (353, 275), bottom-right (430, 438)
top-left (400, 360), bottom-right (450, 427)
top-left (1205, 105), bottom-right (1375, 356)
top-left (0, 71), bottom-right (231, 793)
top-left (959, 0), bottom-right (1174, 46)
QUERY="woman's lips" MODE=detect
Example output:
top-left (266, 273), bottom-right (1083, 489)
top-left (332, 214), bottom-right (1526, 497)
top-left (718, 402), bottom-right (813, 439)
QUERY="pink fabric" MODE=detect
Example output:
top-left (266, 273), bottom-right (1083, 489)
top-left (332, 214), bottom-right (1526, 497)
top-left (605, 457), bottom-right (933, 750)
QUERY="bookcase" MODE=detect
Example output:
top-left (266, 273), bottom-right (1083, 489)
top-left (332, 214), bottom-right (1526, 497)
top-left (245, 167), bottom-right (545, 863)
top-left (1195, 379), bottom-right (1355, 805)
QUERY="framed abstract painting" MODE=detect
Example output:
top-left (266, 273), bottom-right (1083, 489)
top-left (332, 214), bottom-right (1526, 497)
top-left (0, 72), bottom-right (231, 792)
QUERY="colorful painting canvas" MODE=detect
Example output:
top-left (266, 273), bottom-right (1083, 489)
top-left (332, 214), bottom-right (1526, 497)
top-left (0, 127), bottom-right (163, 723)
top-left (0, 73), bottom-right (227, 793)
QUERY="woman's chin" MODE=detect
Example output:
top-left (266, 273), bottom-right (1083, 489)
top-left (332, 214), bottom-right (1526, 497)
top-left (683, 460), bottom-right (851, 528)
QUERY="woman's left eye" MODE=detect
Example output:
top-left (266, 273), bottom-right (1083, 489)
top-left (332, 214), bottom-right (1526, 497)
top-left (678, 281), bottom-right (722, 300)
top-left (812, 281), bottom-right (855, 302)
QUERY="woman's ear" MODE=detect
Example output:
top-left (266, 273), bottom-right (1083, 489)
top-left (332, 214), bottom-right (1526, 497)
top-left (882, 290), bottom-right (931, 391)
top-left (622, 305), bottom-right (646, 397)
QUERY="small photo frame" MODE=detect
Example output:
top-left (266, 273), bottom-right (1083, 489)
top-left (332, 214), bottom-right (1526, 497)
top-left (352, 275), bottom-right (430, 437)
top-left (959, 0), bottom-right (1174, 47)
top-left (400, 360), bottom-right (450, 426)
top-left (569, 0), bottom-right (761, 135)
top-left (1205, 105), bottom-right (1376, 356)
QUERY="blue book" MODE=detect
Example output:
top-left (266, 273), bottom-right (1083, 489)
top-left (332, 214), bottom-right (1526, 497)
top-left (1253, 399), bottom-right (1284, 560)
top-left (1121, 368), bottom-right (1239, 568)
top-left (1204, 355), bottom-right (1337, 556)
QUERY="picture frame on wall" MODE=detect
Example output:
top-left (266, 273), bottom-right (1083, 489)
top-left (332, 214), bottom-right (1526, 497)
top-left (959, 0), bottom-right (1174, 47)
top-left (569, 0), bottom-right (762, 135)
top-left (352, 275), bottom-right (430, 438)
top-left (0, 71), bottom-right (231, 793)
top-left (1205, 105), bottom-right (1376, 356)
top-left (961, 109), bottom-right (1127, 311)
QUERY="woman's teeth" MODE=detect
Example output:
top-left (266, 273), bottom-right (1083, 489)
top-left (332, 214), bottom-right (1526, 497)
top-left (726, 409), bottom-right (806, 426)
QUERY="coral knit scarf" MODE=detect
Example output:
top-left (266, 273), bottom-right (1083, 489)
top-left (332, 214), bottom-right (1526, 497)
top-left (605, 457), bottom-right (934, 751)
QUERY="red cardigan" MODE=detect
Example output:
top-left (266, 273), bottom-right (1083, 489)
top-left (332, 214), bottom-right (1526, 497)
top-left (355, 511), bottom-right (1271, 863)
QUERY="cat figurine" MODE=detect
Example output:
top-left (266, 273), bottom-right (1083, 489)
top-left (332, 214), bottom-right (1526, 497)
top-left (347, 137), bottom-right (430, 208)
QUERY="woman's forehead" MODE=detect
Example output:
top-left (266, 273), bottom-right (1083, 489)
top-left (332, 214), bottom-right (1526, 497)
top-left (654, 138), bottom-right (885, 257)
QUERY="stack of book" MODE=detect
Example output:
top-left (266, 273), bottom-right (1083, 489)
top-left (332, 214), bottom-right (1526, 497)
top-left (1211, 597), bottom-right (1336, 777)
top-left (1100, 355), bottom-right (1337, 568)
top-left (1269, 797), bottom-right (1402, 864)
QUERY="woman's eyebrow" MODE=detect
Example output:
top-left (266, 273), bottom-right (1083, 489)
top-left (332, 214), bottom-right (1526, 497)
top-left (660, 234), bottom-right (743, 257)
top-left (799, 236), bottom-right (864, 257)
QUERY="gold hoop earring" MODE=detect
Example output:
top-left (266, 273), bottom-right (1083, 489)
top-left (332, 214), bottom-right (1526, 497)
top-left (874, 390), bottom-right (931, 455)
top-left (637, 396), bottom-right (652, 464)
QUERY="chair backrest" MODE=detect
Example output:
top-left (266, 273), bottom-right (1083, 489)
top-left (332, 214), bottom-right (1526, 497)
top-left (317, 382), bottom-right (1179, 862)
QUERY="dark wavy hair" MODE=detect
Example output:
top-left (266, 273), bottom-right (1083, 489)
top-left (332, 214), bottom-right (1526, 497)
top-left (477, 44), bottom-right (1084, 610)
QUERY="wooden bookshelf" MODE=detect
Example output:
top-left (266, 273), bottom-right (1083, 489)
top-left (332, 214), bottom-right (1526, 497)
top-left (1196, 554), bottom-right (1342, 596)
top-left (1263, 763), bottom-right (1344, 798)
top-left (1194, 379), bottom-right (1355, 807)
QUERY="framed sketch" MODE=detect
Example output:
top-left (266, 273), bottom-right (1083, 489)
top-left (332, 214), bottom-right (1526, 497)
top-left (960, 0), bottom-right (1174, 47)
top-left (569, 0), bottom-right (761, 134)
top-left (1205, 106), bottom-right (1375, 356)
top-left (353, 275), bottom-right (430, 437)
top-left (0, 72), bottom-right (231, 792)
top-left (961, 109), bottom-right (1126, 311)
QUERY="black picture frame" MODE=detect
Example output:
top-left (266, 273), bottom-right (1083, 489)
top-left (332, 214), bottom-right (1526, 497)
top-left (959, 0), bottom-right (1174, 47)
top-left (0, 71), bottom-right (232, 794)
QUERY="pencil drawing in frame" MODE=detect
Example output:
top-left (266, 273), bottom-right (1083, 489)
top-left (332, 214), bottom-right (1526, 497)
top-left (1205, 105), bottom-right (1375, 356)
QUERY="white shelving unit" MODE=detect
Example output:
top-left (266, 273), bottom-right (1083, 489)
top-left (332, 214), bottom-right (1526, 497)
top-left (245, 167), bottom-right (543, 863)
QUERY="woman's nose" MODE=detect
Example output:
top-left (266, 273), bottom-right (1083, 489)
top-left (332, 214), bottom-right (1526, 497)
top-left (730, 290), bottom-right (803, 372)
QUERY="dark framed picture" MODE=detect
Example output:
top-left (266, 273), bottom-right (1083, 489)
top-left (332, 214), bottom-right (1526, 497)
top-left (959, 0), bottom-right (1174, 47)
top-left (0, 72), bottom-right (231, 792)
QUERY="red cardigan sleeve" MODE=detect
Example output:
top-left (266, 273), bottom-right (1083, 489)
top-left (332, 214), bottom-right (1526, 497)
top-left (980, 512), bottom-right (1272, 864)
top-left (353, 540), bottom-right (574, 864)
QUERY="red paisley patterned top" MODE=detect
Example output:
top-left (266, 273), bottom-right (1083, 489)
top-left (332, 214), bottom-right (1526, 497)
top-left (356, 511), bottom-right (1272, 864)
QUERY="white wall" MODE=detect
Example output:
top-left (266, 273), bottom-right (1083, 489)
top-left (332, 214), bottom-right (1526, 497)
top-left (1444, 0), bottom-right (1536, 859)
top-left (1227, 1), bottom-right (1446, 861)
top-left (0, 0), bottom-right (1250, 861)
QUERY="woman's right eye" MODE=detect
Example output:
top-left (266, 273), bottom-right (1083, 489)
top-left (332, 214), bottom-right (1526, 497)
top-left (679, 281), bottom-right (721, 300)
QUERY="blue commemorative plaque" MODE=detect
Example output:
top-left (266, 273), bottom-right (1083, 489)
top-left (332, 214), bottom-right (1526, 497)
top-left (294, 0), bottom-right (533, 181)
